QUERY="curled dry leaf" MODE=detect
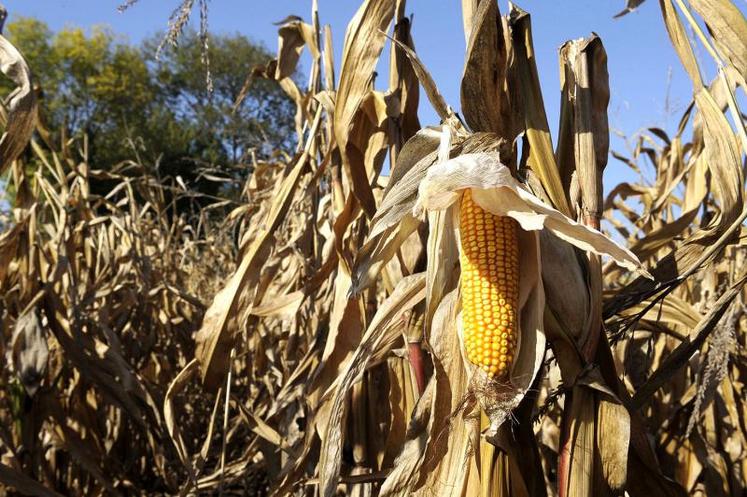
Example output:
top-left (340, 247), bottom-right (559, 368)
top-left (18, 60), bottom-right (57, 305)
top-left (164, 359), bottom-right (200, 481)
top-left (351, 127), bottom-right (440, 294)
top-left (414, 152), bottom-right (649, 276)
top-left (0, 26), bottom-right (37, 175)
top-left (318, 272), bottom-right (426, 497)
top-left (334, 0), bottom-right (396, 216)
top-left (688, 0), bottom-right (747, 77)
top-left (9, 310), bottom-right (48, 396)
top-left (460, 0), bottom-right (513, 137)
top-left (275, 17), bottom-right (319, 80)
top-left (195, 108), bottom-right (323, 390)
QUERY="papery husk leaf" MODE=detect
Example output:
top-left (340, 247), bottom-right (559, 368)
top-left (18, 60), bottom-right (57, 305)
top-left (368, 127), bottom-right (441, 238)
top-left (540, 230), bottom-right (590, 344)
top-left (354, 124), bottom-right (443, 298)
top-left (415, 152), bottom-right (649, 275)
top-left (409, 146), bottom-right (470, 495)
top-left (423, 127), bottom-right (462, 331)
top-left (424, 203), bottom-right (461, 331)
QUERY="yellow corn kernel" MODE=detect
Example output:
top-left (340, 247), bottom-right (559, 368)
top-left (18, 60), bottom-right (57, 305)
top-left (459, 189), bottom-right (519, 379)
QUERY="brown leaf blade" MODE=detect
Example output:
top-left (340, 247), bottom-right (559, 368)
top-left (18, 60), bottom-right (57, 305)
top-left (0, 33), bottom-right (37, 175)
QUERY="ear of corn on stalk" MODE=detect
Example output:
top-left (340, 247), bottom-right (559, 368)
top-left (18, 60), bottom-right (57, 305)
top-left (459, 189), bottom-right (519, 378)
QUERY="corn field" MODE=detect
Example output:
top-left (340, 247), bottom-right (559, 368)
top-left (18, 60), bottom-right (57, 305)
top-left (1, 0), bottom-right (746, 495)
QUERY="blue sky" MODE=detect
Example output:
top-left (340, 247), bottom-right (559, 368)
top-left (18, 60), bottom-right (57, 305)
top-left (0, 0), bottom-right (710, 185)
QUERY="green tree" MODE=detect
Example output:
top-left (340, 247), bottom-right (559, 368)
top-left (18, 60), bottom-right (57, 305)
top-left (3, 17), bottom-right (295, 200)
top-left (147, 29), bottom-right (296, 163)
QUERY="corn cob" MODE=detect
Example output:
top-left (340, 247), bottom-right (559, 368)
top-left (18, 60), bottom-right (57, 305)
top-left (459, 189), bottom-right (519, 379)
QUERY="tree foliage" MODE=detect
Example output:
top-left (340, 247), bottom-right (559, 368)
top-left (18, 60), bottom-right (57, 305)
top-left (4, 17), bottom-right (296, 196)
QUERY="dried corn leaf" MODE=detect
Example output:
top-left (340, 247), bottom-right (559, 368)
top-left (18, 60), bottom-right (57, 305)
top-left (379, 378), bottom-right (435, 495)
top-left (413, 289), bottom-right (477, 496)
top-left (0, 30), bottom-right (37, 175)
top-left (164, 359), bottom-right (199, 480)
top-left (276, 17), bottom-right (319, 80)
top-left (509, 7), bottom-right (572, 217)
top-left (689, 0), bottom-right (747, 77)
top-left (387, 36), bottom-right (462, 130)
top-left (352, 128), bottom-right (440, 293)
top-left (461, 0), bottom-right (514, 137)
top-left (318, 272), bottom-right (425, 497)
top-left (659, 0), bottom-right (703, 88)
top-left (631, 274), bottom-right (747, 409)
top-left (334, 0), bottom-right (395, 216)
top-left (0, 462), bottom-right (65, 497)
top-left (195, 116), bottom-right (319, 389)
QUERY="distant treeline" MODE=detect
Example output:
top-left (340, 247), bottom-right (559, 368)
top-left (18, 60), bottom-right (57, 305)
top-left (3, 17), bottom-right (296, 200)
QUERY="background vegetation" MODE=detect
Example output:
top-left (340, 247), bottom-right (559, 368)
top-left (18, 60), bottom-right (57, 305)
top-left (2, 18), bottom-right (296, 203)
